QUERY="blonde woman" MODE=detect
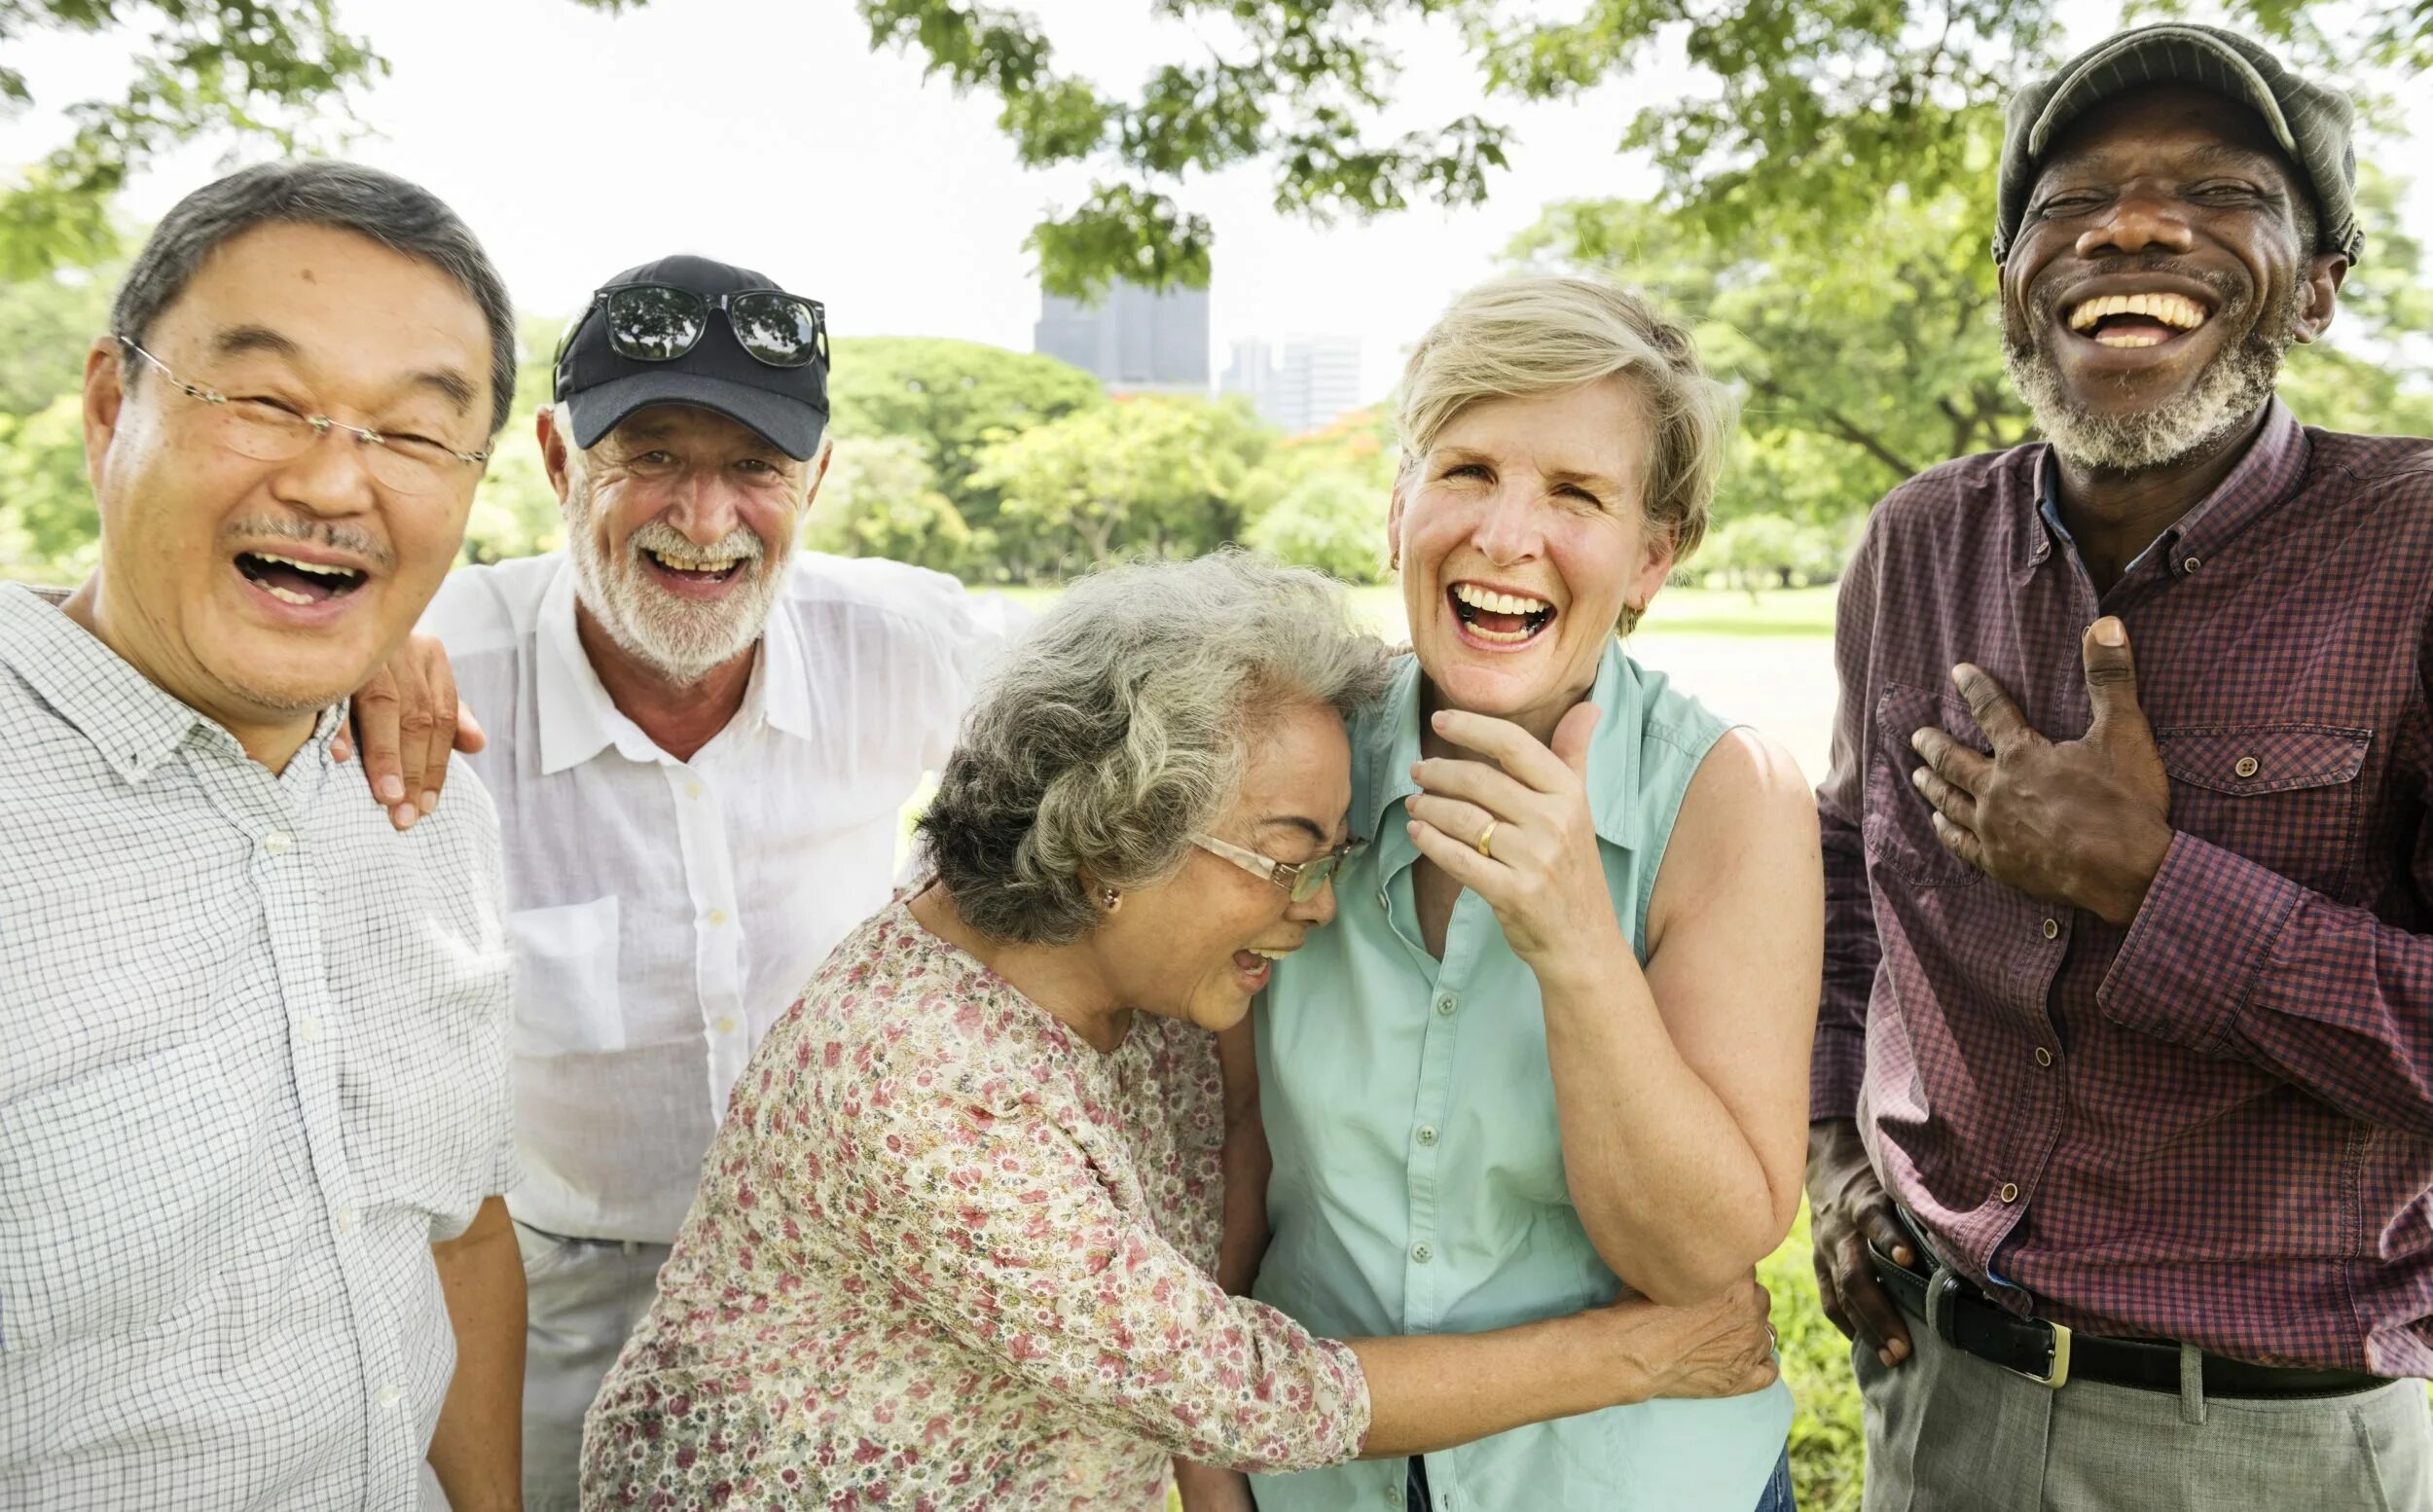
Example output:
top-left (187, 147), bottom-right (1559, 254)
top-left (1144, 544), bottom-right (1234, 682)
top-left (1233, 278), bottom-right (1822, 1512)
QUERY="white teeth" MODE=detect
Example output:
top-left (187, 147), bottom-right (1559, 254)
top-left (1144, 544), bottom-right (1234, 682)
top-left (2066, 291), bottom-right (2209, 332)
top-left (252, 553), bottom-right (357, 579)
top-left (1452, 582), bottom-right (1549, 616)
top-left (263, 585), bottom-right (317, 606)
top-left (1247, 947), bottom-right (1291, 960)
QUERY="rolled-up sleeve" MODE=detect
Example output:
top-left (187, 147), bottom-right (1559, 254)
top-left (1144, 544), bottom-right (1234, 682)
top-left (1813, 514), bottom-right (1884, 1122)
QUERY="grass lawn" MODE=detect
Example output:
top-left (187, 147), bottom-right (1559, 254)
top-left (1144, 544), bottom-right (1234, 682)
top-left (990, 580), bottom-right (1836, 643)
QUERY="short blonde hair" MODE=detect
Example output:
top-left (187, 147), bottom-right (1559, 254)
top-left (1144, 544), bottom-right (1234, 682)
top-left (1396, 275), bottom-right (1733, 560)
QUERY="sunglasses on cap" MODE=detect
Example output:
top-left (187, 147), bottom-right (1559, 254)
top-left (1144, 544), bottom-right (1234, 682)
top-left (568, 283), bottom-right (829, 370)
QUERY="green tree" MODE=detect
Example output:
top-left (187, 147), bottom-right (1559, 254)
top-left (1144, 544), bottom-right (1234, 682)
top-left (0, 393), bottom-right (96, 580)
top-left (847, 1), bottom-right (2425, 295)
top-left (0, 263), bottom-right (114, 414)
top-left (800, 433), bottom-right (979, 576)
top-left (970, 394), bottom-right (1269, 576)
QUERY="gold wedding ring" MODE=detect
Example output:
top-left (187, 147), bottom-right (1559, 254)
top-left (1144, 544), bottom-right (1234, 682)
top-left (1474, 818), bottom-right (1498, 858)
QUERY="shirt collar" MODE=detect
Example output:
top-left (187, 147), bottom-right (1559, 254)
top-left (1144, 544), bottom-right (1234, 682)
top-left (2027, 398), bottom-right (2310, 579)
top-left (0, 584), bottom-right (345, 783)
top-left (1356, 639), bottom-right (1647, 861)
top-left (533, 554), bottom-right (805, 774)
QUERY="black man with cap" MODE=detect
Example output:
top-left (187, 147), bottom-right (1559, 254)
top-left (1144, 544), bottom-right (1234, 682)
top-left (1804, 24), bottom-right (2433, 1509)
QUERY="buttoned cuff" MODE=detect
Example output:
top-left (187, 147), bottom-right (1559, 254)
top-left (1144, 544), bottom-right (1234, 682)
top-left (1811, 1024), bottom-right (1868, 1122)
top-left (2098, 831), bottom-right (2305, 1053)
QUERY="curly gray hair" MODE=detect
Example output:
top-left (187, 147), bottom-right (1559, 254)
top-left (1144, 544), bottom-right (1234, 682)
top-left (920, 551), bottom-right (1391, 946)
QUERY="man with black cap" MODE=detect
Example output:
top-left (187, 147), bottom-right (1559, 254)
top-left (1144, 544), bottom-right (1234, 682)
top-left (407, 255), bottom-right (1009, 1510)
top-left (1805, 22), bottom-right (2433, 1509)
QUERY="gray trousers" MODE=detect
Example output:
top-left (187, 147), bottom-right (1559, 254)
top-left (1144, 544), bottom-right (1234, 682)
top-left (1858, 1314), bottom-right (2433, 1511)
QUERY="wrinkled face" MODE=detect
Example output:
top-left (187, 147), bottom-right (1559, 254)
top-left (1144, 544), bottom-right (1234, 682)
top-left (1104, 701), bottom-right (1353, 1033)
top-left (2001, 86), bottom-right (2343, 473)
top-left (1392, 378), bottom-right (1673, 732)
top-left (81, 222), bottom-right (492, 731)
top-left (555, 403), bottom-right (815, 684)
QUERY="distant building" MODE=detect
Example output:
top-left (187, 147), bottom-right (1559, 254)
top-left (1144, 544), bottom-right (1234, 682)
top-left (1034, 280), bottom-right (1210, 395)
top-left (1221, 335), bottom-right (1363, 434)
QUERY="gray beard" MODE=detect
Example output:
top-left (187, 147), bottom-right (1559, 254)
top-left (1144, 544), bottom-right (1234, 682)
top-left (2004, 286), bottom-right (2296, 475)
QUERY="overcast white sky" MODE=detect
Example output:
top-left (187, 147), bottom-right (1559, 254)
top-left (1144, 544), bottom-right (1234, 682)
top-left (5, 0), bottom-right (2428, 407)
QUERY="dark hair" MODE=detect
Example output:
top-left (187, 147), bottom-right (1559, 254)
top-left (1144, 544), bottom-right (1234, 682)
top-left (110, 160), bottom-right (519, 436)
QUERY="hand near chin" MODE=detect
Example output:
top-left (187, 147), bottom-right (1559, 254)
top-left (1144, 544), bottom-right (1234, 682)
top-left (1404, 702), bottom-right (1619, 967)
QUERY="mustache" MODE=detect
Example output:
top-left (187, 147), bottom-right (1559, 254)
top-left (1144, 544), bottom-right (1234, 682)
top-left (627, 518), bottom-right (767, 562)
top-left (223, 514), bottom-right (394, 572)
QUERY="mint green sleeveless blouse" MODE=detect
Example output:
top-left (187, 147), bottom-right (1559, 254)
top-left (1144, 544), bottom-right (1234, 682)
top-left (1251, 642), bottom-right (1792, 1511)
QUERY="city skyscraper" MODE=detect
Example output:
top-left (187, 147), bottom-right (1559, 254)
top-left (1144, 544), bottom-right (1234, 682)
top-left (1033, 279), bottom-right (1211, 394)
top-left (1221, 335), bottom-right (1364, 435)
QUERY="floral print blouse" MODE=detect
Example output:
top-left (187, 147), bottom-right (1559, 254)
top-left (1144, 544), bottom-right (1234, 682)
top-left (582, 897), bottom-right (1372, 1510)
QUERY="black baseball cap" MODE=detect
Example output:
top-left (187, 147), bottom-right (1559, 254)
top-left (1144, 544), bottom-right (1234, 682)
top-left (554, 254), bottom-right (830, 459)
top-left (1993, 24), bottom-right (2363, 267)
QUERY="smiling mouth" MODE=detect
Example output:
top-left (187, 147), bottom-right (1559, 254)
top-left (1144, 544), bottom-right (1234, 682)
top-left (641, 545), bottom-right (752, 585)
top-left (1449, 582), bottom-right (1555, 645)
top-left (2063, 291), bottom-right (2212, 349)
top-left (235, 551), bottom-right (368, 606)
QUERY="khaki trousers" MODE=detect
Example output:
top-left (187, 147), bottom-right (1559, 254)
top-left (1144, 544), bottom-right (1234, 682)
top-left (1857, 1314), bottom-right (2433, 1512)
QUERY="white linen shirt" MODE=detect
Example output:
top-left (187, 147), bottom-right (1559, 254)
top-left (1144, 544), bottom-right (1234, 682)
top-left (421, 551), bottom-right (1005, 1243)
top-left (0, 585), bottom-right (516, 1510)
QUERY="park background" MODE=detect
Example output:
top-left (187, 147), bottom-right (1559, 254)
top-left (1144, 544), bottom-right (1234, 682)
top-left (6, 1), bottom-right (2433, 1505)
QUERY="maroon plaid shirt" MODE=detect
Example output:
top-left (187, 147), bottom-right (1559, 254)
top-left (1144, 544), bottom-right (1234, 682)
top-left (1817, 401), bottom-right (2433, 1375)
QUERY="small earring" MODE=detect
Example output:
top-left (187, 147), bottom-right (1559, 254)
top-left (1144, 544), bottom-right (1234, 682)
top-left (1618, 601), bottom-right (1644, 635)
top-left (1101, 886), bottom-right (1122, 913)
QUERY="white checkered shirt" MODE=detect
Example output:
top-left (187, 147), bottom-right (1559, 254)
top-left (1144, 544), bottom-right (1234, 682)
top-left (0, 585), bottom-right (517, 1510)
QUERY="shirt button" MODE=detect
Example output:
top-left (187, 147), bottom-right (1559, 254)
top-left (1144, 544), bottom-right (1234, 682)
top-left (1434, 994), bottom-right (1456, 1017)
top-left (1386, 1487), bottom-right (1404, 1507)
top-left (685, 780), bottom-right (705, 800)
top-left (1999, 1182), bottom-right (2020, 1204)
top-left (1416, 1125), bottom-right (1438, 1147)
top-left (337, 1206), bottom-right (358, 1234)
top-left (296, 1015), bottom-right (323, 1044)
top-left (2034, 1046), bottom-right (2053, 1068)
top-left (2233, 755), bottom-right (2260, 779)
top-left (715, 1015), bottom-right (740, 1034)
top-left (2183, 557), bottom-right (2202, 573)
top-left (376, 1385), bottom-right (402, 1411)
top-left (2041, 918), bottom-right (2060, 941)
top-left (708, 908), bottom-right (731, 926)
top-left (263, 831), bottom-right (293, 856)
top-left (1411, 1242), bottom-right (1434, 1264)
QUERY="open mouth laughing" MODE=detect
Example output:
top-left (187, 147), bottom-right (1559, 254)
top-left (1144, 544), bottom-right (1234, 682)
top-left (1448, 580), bottom-right (1557, 647)
top-left (640, 542), bottom-right (755, 587)
top-left (234, 549), bottom-right (370, 608)
top-left (2061, 287), bottom-right (2216, 350)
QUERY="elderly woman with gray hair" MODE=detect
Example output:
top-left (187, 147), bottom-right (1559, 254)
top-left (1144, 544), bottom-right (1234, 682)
top-left (579, 552), bottom-right (1778, 1511)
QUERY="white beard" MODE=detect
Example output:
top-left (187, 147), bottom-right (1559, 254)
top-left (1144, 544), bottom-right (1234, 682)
top-left (566, 488), bottom-right (785, 686)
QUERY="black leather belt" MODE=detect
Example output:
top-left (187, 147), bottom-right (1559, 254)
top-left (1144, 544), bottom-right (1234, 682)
top-left (1868, 1235), bottom-right (2385, 1398)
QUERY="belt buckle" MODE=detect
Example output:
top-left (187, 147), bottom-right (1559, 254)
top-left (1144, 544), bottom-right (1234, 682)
top-left (1929, 1264), bottom-right (2072, 1389)
top-left (2013, 1319), bottom-right (2072, 1388)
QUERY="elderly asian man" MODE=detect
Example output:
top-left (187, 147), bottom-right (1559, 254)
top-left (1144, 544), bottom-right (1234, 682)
top-left (0, 161), bottom-right (523, 1510)
top-left (1806, 23), bottom-right (2433, 1511)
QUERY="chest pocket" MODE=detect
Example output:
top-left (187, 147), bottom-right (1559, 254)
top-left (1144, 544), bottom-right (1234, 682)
top-left (2155, 725), bottom-right (2372, 898)
top-left (507, 896), bottom-right (624, 1056)
top-left (1865, 683), bottom-right (1988, 889)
